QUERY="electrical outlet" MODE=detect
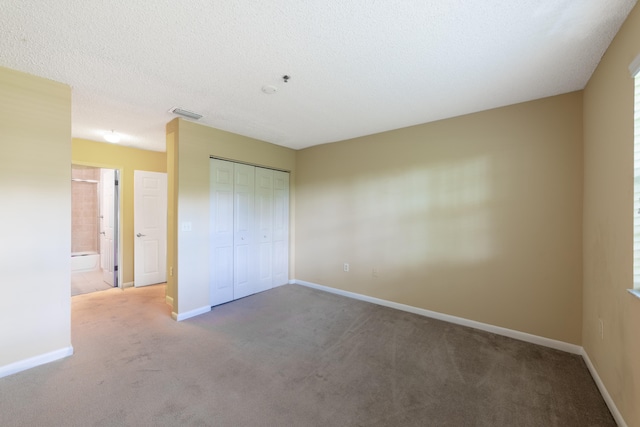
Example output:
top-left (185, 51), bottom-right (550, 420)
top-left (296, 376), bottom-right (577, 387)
top-left (344, 263), bottom-right (349, 272)
top-left (169, 267), bottom-right (174, 277)
top-left (372, 268), bottom-right (379, 278)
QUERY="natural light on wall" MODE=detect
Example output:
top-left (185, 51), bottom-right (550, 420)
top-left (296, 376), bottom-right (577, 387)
top-left (633, 55), bottom-right (640, 292)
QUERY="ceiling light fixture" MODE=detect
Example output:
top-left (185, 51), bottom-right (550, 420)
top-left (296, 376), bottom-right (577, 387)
top-left (169, 107), bottom-right (203, 120)
top-left (103, 130), bottom-right (121, 143)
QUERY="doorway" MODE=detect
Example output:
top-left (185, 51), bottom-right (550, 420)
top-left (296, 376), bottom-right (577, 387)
top-left (71, 165), bottom-right (120, 296)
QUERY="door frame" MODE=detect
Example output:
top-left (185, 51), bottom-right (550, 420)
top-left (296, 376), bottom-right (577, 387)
top-left (72, 162), bottom-right (123, 289)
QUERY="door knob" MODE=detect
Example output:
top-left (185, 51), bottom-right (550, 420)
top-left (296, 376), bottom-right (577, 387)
top-left (136, 233), bottom-right (146, 237)
top-left (100, 231), bottom-right (106, 235)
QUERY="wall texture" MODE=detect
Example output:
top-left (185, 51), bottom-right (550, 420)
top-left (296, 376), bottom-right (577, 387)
top-left (72, 138), bottom-right (167, 285)
top-left (583, 2), bottom-right (640, 425)
top-left (296, 92), bottom-right (584, 345)
top-left (0, 66), bottom-right (72, 369)
top-left (167, 119), bottom-right (296, 316)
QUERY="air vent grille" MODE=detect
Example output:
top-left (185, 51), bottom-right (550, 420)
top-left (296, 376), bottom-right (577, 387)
top-left (169, 107), bottom-right (203, 120)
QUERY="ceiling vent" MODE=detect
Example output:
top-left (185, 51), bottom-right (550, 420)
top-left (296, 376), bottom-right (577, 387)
top-left (169, 107), bottom-right (203, 120)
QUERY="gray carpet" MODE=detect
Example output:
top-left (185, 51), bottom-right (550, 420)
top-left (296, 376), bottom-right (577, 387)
top-left (0, 284), bottom-right (615, 426)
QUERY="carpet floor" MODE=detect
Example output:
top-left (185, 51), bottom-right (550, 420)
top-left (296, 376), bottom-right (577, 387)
top-left (0, 284), bottom-right (615, 426)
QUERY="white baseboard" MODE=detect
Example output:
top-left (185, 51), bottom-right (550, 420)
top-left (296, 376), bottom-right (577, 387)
top-left (0, 346), bottom-right (74, 379)
top-left (165, 295), bottom-right (174, 307)
top-left (122, 281), bottom-right (134, 289)
top-left (294, 280), bottom-right (582, 354)
top-left (581, 349), bottom-right (627, 427)
top-left (171, 305), bottom-right (211, 321)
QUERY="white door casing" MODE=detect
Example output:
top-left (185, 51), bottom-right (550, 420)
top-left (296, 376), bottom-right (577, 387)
top-left (134, 170), bottom-right (167, 287)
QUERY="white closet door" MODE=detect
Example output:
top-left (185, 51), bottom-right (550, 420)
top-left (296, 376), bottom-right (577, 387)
top-left (233, 163), bottom-right (255, 300)
top-left (273, 170), bottom-right (289, 286)
top-left (210, 160), bottom-right (289, 306)
top-left (255, 167), bottom-right (274, 293)
top-left (210, 159), bottom-right (235, 306)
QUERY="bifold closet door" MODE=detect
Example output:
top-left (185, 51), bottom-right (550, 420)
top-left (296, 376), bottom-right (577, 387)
top-left (210, 159), bottom-right (256, 304)
top-left (210, 158), bottom-right (289, 306)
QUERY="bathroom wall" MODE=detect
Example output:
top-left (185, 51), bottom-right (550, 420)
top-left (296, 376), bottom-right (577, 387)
top-left (71, 166), bottom-right (100, 253)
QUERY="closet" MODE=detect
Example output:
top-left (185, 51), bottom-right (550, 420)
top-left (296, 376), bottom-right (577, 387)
top-left (209, 158), bottom-right (289, 306)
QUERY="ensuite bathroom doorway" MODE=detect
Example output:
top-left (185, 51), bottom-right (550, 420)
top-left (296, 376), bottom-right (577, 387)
top-left (71, 165), bottom-right (120, 296)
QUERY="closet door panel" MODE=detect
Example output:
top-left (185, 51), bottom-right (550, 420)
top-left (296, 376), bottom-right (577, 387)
top-left (255, 168), bottom-right (274, 292)
top-left (210, 159), bottom-right (235, 306)
top-left (233, 163), bottom-right (255, 299)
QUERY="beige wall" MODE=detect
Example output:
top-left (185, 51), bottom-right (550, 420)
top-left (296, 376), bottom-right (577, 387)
top-left (583, 3), bottom-right (640, 425)
top-left (168, 119), bottom-right (296, 316)
top-left (72, 138), bottom-right (167, 285)
top-left (0, 66), bottom-right (72, 368)
top-left (296, 92), bottom-right (584, 344)
top-left (166, 128), bottom-right (178, 307)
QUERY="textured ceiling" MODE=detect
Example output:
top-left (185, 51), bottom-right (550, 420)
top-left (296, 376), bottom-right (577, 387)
top-left (0, 1), bottom-right (637, 152)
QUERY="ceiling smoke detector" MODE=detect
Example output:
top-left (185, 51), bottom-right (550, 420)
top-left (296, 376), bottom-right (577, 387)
top-left (169, 107), bottom-right (203, 120)
top-left (262, 85), bottom-right (278, 94)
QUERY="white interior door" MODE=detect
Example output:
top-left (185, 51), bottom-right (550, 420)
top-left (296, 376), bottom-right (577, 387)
top-left (255, 167), bottom-right (274, 293)
top-left (134, 170), bottom-right (167, 287)
top-left (100, 169), bottom-right (115, 286)
top-left (233, 163), bottom-right (255, 299)
top-left (210, 159), bottom-right (235, 305)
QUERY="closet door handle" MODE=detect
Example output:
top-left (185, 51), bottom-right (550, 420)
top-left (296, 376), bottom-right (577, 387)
top-left (136, 233), bottom-right (146, 237)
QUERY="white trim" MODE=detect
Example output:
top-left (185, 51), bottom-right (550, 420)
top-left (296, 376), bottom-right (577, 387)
top-left (581, 349), bottom-right (628, 427)
top-left (171, 305), bottom-right (211, 321)
top-left (165, 295), bottom-right (174, 307)
top-left (288, 279), bottom-right (296, 285)
top-left (629, 52), bottom-right (640, 77)
top-left (627, 289), bottom-right (640, 300)
top-left (0, 346), bottom-right (74, 379)
top-left (122, 281), bottom-right (134, 289)
top-left (294, 280), bottom-right (582, 355)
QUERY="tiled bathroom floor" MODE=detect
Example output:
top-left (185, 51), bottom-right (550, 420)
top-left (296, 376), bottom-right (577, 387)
top-left (71, 270), bottom-right (113, 296)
